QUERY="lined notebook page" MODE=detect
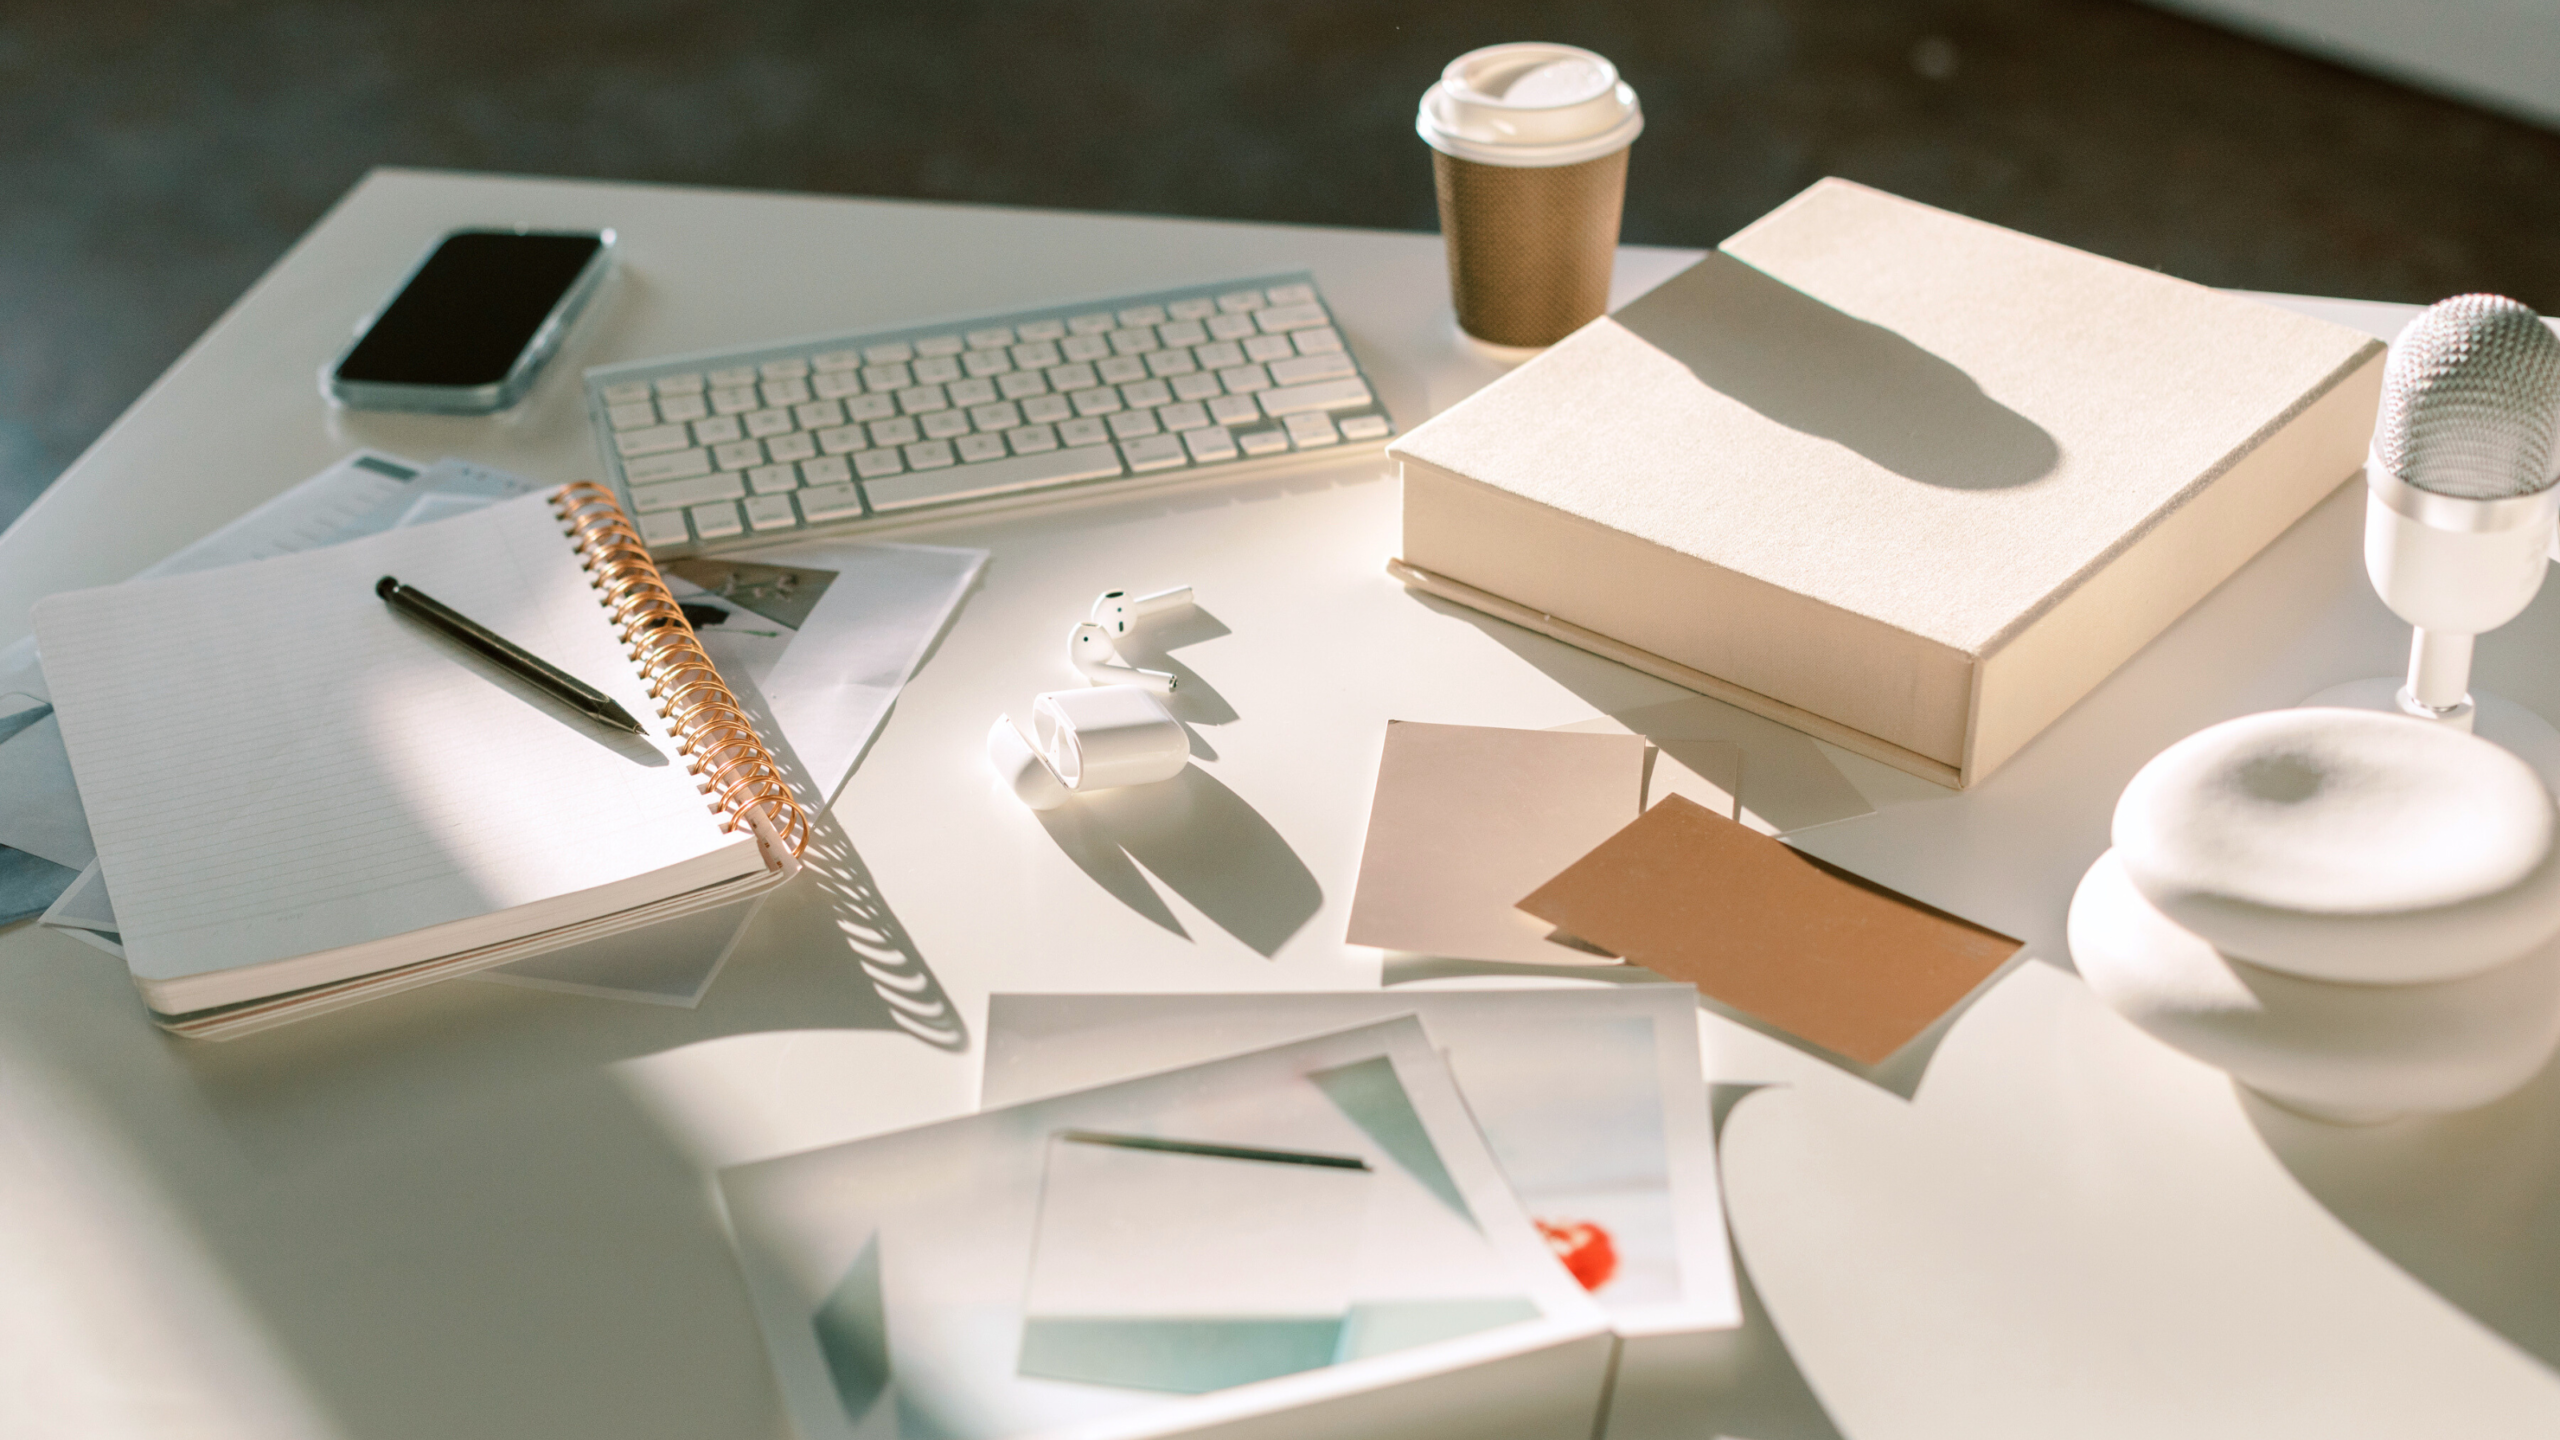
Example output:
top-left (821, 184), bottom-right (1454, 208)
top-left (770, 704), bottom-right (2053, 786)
top-left (36, 492), bottom-right (756, 984)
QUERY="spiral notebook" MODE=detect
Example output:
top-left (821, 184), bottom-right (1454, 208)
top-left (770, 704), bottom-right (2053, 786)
top-left (33, 484), bottom-right (807, 1039)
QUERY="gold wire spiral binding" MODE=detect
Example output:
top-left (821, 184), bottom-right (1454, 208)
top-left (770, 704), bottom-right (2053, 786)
top-left (552, 482), bottom-right (810, 862)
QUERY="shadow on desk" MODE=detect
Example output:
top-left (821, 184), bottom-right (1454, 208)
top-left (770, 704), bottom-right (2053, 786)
top-left (2248, 1047), bottom-right (2560, 1375)
top-left (0, 800), bottom-right (965, 1440)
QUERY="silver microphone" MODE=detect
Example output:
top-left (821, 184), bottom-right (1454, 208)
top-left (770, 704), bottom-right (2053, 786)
top-left (2364, 294), bottom-right (2560, 723)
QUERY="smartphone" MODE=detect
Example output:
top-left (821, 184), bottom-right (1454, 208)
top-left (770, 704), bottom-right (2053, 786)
top-left (326, 228), bottom-right (615, 414)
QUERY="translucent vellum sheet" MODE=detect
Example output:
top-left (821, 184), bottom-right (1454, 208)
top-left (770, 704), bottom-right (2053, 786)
top-left (1018, 1132), bottom-right (1371, 1393)
top-left (716, 1018), bottom-right (1607, 1440)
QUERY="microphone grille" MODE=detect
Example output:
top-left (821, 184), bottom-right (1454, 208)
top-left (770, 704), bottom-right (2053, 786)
top-left (2374, 294), bottom-right (2560, 501)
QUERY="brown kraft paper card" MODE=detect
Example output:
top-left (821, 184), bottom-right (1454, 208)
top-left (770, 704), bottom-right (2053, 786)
top-left (1517, 795), bottom-right (2022, 1064)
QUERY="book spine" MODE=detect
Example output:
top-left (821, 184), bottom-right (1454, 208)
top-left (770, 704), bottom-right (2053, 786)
top-left (555, 482), bottom-right (809, 867)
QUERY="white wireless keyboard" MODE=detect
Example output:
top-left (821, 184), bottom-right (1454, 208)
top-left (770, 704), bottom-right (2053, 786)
top-left (583, 272), bottom-right (1391, 553)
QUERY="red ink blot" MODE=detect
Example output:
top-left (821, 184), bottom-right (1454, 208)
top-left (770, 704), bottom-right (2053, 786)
top-left (1535, 1218), bottom-right (1618, 1291)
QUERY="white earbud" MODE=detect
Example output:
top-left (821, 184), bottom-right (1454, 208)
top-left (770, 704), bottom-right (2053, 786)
top-left (1089, 584), bottom-right (1194, 636)
top-left (1070, 622), bottom-right (1176, 693)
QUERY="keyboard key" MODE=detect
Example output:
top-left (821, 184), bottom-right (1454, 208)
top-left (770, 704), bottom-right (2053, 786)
top-left (1070, 387), bottom-right (1122, 417)
top-left (1168, 297), bottom-right (1215, 320)
top-left (1217, 290), bottom-right (1265, 313)
top-left (802, 454), bottom-right (853, 486)
top-left (871, 417), bottom-right (921, 447)
top-left (1260, 376), bottom-right (1373, 416)
top-left (1061, 333), bottom-right (1111, 362)
top-left (690, 500), bottom-right (745, 539)
top-left (1119, 304), bottom-right (1167, 327)
top-left (915, 334), bottom-right (964, 357)
top-left (800, 482), bottom-right (866, 522)
top-left (1294, 325), bottom-right (1345, 355)
top-left (657, 392), bottom-right (711, 423)
top-left (1219, 364), bottom-right (1272, 394)
top-left (760, 358), bottom-right (811, 380)
top-left (905, 440), bottom-right (957, 470)
top-left (1269, 351), bottom-right (1357, 386)
top-left (632, 471), bottom-right (746, 512)
top-left (864, 362), bottom-right (913, 391)
top-left (1195, 340), bottom-right (1247, 369)
top-left (1097, 356), bottom-right (1149, 385)
top-left (607, 401), bottom-right (659, 430)
top-left (743, 407), bottom-right (795, 438)
top-left (1013, 340), bottom-right (1062, 369)
top-left (816, 424), bottom-right (869, 455)
top-left (745, 493), bottom-right (800, 531)
top-left (864, 443), bottom-right (1124, 512)
top-left (693, 415), bottom-right (744, 446)
top-left (1206, 313), bottom-right (1258, 341)
top-left (1171, 372), bottom-right (1223, 402)
top-left (813, 371), bottom-right (864, 399)
top-left (854, 449), bottom-right (905, 479)
top-left (1108, 410), bottom-right (1161, 440)
top-left (1267, 282), bottom-right (1316, 305)
top-left (897, 385), bottom-right (949, 414)
top-left (1158, 319), bottom-right (1208, 348)
top-left (1256, 302), bottom-right (1330, 332)
top-left (797, 399), bottom-right (847, 429)
top-left (847, 393), bottom-right (898, 422)
top-left (617, 423), bottom-right (692, 458)
top-left (1021, 394), bottom-right (1074, 424)
top-left (956, 433), bottom-right (1008, 463)
top-left (1244, 333), bottom-right (1296, 363)
top-left (1184, 425), bottom-right (1239, 463)
top-left (970, 400), bottom-right (1023, 431)
top-left (814, 349), bottom-right (863, 371)
top-left (1109, 327), bottom-right (1158, 356)
top-left (1068, 312), bottom-right (1115, 335)
top-left (1338, 413), bottom-right (1391, 441)
top-left (627, 448), bottom-right (715, 485)
top-left (967, 326), bottom-right (1016, 349)
top-left (913, 355), bottom-right (963, 385)
top-left (1120, 378), bottom-right (1172, 409)
top-left (1059, 417), bottom-right (1110, 446)
top-left (1237, 427), bottom-right (1290, 456)
top-left (747, 464), bottom-right (800, 494)
top-left (1122, 434), bottom-right (1187, 472)
top-left (761, 377), bottom-right (812, 407)
top-left (602, 381), bottom-right (653, 405)
top-left (714, 439), bottom-right (767, 469)
top-left (1017, 318), bottom-right (1066, 342)
top-left (1146, 349), bottom-right (1198, 378)
top-left (862, 341), bottom-right (913, 364)
top-left (1048, 362), bottom-right (1099, 392)
top-left (1008, 423), bottom-right (1060, 453)
top-left (948, 376), bottom-right (998, 407)
top-left (998, 370), bottom-right (1051, 400)
top-left (638, 509), bottom-right (692, 547)
top-left (1159, 401), bottom-right (1211, 431)
top-left (1208, 394), bottom-right (1262, 426)
top-left (709, 366), bottom-right (757, 387)
top-left (920, 410), bottom-right (971, 440)
top-left (655, 372), bottom-right (705, 395)
top-left (767, 431), bottom-right (819, 463)
top-left (1284, 411), bottom-right (1342, 447)
top-left (711, 386), bottom-right (759, 415)
top-left (962, 349), bottom-right (1012, 378)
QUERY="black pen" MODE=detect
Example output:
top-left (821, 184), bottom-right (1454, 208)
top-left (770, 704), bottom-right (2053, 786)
top-left (376, 575), bottom-right (648, 735)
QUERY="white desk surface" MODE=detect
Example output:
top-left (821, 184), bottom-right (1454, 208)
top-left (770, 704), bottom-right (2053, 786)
top-left (4, 169), bottom-right (2556, 1440)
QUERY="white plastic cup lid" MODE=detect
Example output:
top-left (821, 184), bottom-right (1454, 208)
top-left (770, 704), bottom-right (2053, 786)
top-left (1416, 43), bottom-right (1644, 168)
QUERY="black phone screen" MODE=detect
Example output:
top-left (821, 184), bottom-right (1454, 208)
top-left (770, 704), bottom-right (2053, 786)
top-left (334, 231), bottom-right (604, 387)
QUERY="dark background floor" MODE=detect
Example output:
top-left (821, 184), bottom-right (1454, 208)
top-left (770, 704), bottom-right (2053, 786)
top-left (5, 0), bottom-right (2558, 537)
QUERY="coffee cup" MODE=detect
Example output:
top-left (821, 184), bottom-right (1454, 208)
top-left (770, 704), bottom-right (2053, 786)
top-left (1417, 43), bottom-right (1643, 351)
